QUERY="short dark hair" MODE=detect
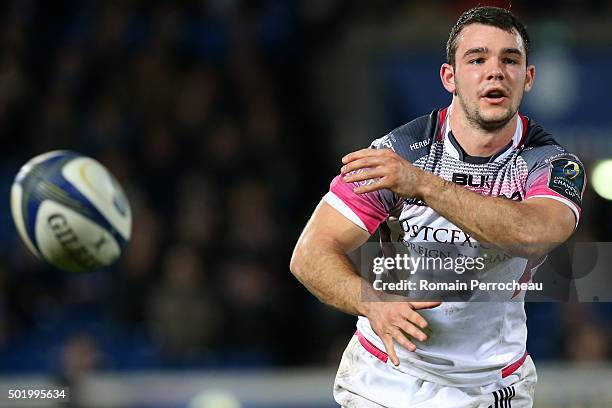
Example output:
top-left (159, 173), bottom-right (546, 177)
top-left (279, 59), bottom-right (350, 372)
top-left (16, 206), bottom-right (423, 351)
top-left (446, 6), bottom-right (531, 67)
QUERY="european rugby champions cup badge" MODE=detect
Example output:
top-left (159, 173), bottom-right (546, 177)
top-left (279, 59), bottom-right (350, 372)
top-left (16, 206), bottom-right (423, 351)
top-left (563, 161), bottom-right (580, 179)
top-left (548, 158), bottom-right (585, 206)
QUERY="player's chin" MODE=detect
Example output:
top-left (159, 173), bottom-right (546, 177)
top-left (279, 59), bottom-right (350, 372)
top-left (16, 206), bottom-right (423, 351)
top-left (478, 109), bottom-right (515, 129)
top-left (482, 110), bottom-right (510, 121)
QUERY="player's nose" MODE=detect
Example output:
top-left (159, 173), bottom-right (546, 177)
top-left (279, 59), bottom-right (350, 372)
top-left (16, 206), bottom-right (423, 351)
top-left (486, 69), bottom-right (504, 81)
top-left (486, 59), bottom-right (505, 81)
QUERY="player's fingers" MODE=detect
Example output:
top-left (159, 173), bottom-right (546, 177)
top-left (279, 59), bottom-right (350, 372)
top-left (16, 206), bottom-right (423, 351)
top-left (380, 333), bottom-right (400, 366)
top-left (411, 301), bottom-right (442, 310)
top-left (343, 168), bottom-right (386, 184)
top-left (342, 148), bottom-right (388, 164)
top-left (353, 178), bottom-right (387, 194)
top-left (402, 308), bottom-right (430, 330)
top-left (390, 327), bottom-right (417, 353)
top-left (395, 319), bottom-right (428, 342)
top-left (341, 157), bottom-right (384, 175)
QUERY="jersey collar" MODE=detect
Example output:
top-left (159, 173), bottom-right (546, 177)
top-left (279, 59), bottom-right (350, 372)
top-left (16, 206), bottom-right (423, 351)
top-left (438, 106), bottom-right (528, 163)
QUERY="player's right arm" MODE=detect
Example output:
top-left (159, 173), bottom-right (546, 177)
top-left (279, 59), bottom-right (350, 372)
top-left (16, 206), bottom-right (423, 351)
top-left (290, 200), bottom-right (370, 316)
top-left (290, 200), bottom-right (440, 366)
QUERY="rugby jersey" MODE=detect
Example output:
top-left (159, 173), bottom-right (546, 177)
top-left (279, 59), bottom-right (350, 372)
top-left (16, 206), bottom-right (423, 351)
top-left (324, 107), bottom-right (586, 386)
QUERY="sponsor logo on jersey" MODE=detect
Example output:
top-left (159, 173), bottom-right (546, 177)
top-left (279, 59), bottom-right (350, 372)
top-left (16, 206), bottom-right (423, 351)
top-left (452, 173), bottom-right (492, 188)
top-left (548, 158), bottom-right (585, 206)
top-left (400, 222), bottom-right (476, 245)
top-left (409, 138), bottom-right (430, 151)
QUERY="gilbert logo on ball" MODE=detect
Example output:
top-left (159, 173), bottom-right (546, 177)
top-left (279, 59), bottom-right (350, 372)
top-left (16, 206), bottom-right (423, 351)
top-left (10, 150), bottom-right (132, 272)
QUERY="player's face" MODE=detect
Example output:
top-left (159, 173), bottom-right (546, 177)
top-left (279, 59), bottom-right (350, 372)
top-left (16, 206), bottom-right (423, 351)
top-left (446, 24), bottom-right (534, 131)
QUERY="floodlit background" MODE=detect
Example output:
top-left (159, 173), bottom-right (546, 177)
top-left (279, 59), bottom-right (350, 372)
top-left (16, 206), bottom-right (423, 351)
top-left (0, 1), bottom-right (611, 407)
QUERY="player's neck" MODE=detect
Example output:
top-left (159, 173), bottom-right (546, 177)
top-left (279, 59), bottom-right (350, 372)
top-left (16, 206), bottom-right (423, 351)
top-left (448, 107), bottom-right (516, 158)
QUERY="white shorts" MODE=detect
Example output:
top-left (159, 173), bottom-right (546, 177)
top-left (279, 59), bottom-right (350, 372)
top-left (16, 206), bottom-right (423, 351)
top-left (334, 334), bottom-right (537, 408)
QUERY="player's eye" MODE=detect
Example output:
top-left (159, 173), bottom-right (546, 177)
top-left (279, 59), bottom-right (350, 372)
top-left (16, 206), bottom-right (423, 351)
top-left (503, 58), bottom-right (518, 64)
top-left (469, 58), bottom-right (485, 65)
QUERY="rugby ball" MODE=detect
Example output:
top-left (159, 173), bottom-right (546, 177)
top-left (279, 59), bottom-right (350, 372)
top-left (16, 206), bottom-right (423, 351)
top-left (10, 150), bottom-right (132, 272)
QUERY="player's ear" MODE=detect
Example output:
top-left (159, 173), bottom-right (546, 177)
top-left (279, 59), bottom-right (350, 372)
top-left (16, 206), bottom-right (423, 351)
top-left (440, 63), bottom-right (456, 94)
top-left (524, 64), bottom-right (535, 92)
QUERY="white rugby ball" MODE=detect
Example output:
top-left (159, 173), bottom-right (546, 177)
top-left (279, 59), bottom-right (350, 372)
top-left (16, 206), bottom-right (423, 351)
top-left (10, 150), bottom-right (132, 272)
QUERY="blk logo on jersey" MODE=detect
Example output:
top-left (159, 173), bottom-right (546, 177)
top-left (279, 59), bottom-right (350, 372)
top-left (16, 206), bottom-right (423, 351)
top-left (452, 173), bottom-right (492, 188)
top-left (549, 158), bottom-right (585, 206)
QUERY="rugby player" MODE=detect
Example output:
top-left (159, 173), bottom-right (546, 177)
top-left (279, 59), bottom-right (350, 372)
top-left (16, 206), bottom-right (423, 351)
top-left (290, 6), bottom-right (586, 408)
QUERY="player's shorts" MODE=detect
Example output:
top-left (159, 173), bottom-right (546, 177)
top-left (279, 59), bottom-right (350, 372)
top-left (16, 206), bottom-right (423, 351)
top-left (334, 333), bottom-right (537, 408)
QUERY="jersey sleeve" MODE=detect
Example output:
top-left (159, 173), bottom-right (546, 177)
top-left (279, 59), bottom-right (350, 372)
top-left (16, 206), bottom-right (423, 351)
top-left (523, 147), bottom-right (586, 225)
top-left (323, 135), bottom-right (398, 234)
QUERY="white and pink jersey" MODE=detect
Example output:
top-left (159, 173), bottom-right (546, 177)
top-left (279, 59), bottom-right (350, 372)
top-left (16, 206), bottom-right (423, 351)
top-left (324, 108), bottom-right (586, 386)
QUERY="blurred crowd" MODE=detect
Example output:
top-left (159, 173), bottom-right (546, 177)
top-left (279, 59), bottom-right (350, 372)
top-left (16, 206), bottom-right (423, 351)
top-left (0, 0), bottom-right (610, 381)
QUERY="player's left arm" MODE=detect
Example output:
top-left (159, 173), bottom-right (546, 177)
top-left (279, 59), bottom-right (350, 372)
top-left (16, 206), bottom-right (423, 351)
top-left (341, 148), bottom-right (579, 259)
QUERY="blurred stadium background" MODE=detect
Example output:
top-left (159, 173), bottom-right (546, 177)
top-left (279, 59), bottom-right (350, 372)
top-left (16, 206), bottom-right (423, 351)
top-left (0, 0), bottom-right (611, 407)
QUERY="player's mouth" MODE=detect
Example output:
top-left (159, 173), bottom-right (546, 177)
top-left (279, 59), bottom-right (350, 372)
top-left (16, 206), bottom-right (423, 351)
top-left (481, 88), bottom-right (508, 104)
